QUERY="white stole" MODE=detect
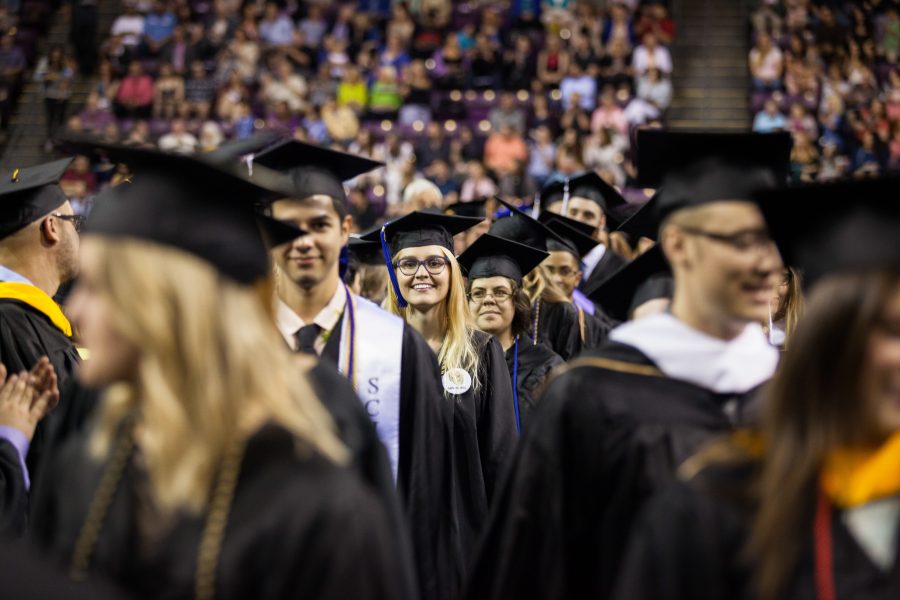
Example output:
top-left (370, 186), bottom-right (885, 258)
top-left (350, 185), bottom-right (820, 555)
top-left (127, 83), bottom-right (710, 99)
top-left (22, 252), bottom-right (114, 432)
top-left (338, 294), bottom-right (404, 481)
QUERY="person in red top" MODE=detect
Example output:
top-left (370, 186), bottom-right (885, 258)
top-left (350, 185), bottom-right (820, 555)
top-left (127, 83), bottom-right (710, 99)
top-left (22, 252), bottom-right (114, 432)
top-left (113, 61), bottom-right (154, 119)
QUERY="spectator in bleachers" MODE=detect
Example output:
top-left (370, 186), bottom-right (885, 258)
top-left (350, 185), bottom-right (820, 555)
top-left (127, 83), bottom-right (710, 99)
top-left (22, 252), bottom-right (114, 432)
top-left (114, 60), bottom-right (154, 118)
top-left (632, 31), bottom-right (672, 75)
top-left (602, 2), bottom-right (635, 48)
top-left (530, 93), bottom-right (558, 135)
top-left (123, 118), bottom-right (153, 147)
top-left (415, 121), bottom-right (449, 167)
top-left (560, 63), bottom-right (597, 111)
top-left (790, 130), bottom-right (819, 181)
top-left (216, 70), bottom-right (249, 122)
top-left (337, 65), bottom-right (369, 114)
top-left (110, 1), bottom-right (145, 56)
top-left (818, 139), bottom-right (850, 180)
top-left (259, 2), bottom-right (295, 48)
top-left (59, 154), bottom-right (97, 200)
top-left (0, 32), bottom-right (25, 129)
top-left (786, 101), bottom-right (817, 138)
top-left (599, 37), bottom-right (634, 88)
top-left (153, 62), bottom-right (183, 120)
top-left (537, 34), bottom-right (568, 88)
top-left (35, 45), bottom-right (75, 149)
top-left (181, 60), bottom-right (215, 120)
top-left (93, 61), bottom-right (118, 112)
top-left (635, 3), bottom-right (675, 44)
top-left (223, 28), bottom-right (260, 84)
top-left (502, 36), bottom-right (536, 91)
top-left (489, 92), bottom-right (527, 135)
top-left (379, 33), bottom-right (411, 71)
top-left (266, 100), bottom-right (301, 136)
top-left (426, 158), bottom-right (459, 203)
top-left (459, 160), bottom-right (497, 203)
top-left (753, 98), bottom-right (787, 133)
top-left (259, 58), bottom-right (308, 115)
top-left (157, 118), bottom-right (197, 154)
top-left (484, 122), bottom-right (529, 178)
top-left (432, 33), bottom-right (465, 89)
top-left (591, 86), bottom-right (628, 135)
top-left (527, 124), bottom-right (556, 188)
top-left (854, 130), bottom-right (883, 176)
top-left (322, 97), bottom-right (358, 142)
top-left (636, 66), bottom-right (672, 110)
top-left (197, 120), bottom-right (224, 152)
top-left (560, 92), bottom-right (592, 134)
top-left (469, 33), bottom-right (501, 89)
top-left (399, 60), bottom-right (432, 125)
top-left (368, 65), bottom-right (402, 119)
top-left (142, 0), bottom-right (176, 57)
top-left (79, 91), bottom-right (116, 134)
top-left (749, 31), bottom-right (783, 90)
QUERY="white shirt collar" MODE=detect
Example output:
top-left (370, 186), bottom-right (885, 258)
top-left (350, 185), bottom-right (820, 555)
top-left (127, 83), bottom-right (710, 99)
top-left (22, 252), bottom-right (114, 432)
top-left (609, 312), bottom-right (779, 393)
top-left (0, 265), bottom-right (33, 285)
top-left (275, 284), bottom-right (347, 351)
top-left (581, 243), bottom-right (607, 279)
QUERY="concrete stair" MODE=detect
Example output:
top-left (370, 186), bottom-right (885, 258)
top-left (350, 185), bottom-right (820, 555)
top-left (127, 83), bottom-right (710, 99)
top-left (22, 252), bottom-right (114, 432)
top-left (667, 0), bottom-right (752, 131)
top-left (1, 0), bottom-right (120, 167)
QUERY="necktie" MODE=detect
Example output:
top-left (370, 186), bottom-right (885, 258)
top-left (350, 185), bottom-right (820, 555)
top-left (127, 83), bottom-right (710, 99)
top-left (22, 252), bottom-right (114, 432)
top-left (295, 324), bottom-right (320, 355)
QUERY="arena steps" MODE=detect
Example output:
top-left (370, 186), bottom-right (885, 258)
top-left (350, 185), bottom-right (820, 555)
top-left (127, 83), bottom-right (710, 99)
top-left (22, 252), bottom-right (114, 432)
top-left (667, 0), bottom-right (752, 131)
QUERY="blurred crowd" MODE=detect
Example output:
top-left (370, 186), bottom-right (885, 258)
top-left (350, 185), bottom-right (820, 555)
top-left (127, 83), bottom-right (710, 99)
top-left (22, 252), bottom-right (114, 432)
top-left (750, 0), bottom-right (900, 181)
top-left (49, 0), bottom-right (674, 229)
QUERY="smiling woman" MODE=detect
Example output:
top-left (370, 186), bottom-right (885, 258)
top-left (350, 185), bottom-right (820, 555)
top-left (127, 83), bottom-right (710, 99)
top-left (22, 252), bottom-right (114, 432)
top-left (375, 211), bottom-right (518, 582)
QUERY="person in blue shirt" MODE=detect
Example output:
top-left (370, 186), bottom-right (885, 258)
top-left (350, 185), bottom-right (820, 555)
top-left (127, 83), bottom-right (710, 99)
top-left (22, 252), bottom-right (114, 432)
top-left (141, 0), bottom-right (176, 57)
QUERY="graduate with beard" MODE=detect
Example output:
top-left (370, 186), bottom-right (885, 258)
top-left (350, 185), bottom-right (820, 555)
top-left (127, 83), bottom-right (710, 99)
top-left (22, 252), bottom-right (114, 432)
top-left (465, 130), bottom-right (792, 600)
top-left (459, 233), bottom-right (563, 432)
top-left (539, 211), bottom-right (617, 347)
top-left (615, 175), bottom-right (900, 600)
top-left (489, 197), bottom-right (584, 361)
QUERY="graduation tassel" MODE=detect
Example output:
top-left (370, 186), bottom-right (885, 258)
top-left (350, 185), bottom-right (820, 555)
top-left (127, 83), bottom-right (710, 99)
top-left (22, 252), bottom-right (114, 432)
top-left (560, 178), bottom-right (571, 215)
top-left (380, 223), bottom-right (408, 308)
top-left (338, 244), bottom-right (350, 279)
top-left (530, 192), bottom-right (541, 219)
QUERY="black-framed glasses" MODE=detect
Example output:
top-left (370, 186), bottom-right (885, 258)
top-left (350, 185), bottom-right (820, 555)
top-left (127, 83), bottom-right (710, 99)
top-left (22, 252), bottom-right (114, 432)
top-left (51, 213), bottom-right (86, 233)
top-left (679, 225), bottom-right (775, 253)
top-left (468, 289), bottom-right (513, 303)
top-left (393, 255), bottom-right (450, 276)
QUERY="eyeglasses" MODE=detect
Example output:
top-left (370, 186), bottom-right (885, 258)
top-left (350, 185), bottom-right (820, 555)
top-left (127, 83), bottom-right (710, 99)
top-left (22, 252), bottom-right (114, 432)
top-left (393, 255), bottom-right (450, 276)
top-left (543, 264), bottom-right (577, 278)
top-left (679, 225), bottom-right (775, 253)
top-left (468, 289), bottom-right (513, 303)
top-left (52, 213), bottom-right (86, 233)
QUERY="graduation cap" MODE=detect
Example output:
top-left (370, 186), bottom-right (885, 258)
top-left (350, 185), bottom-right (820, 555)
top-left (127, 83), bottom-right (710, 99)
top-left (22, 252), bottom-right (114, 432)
top-left (62, 139), bottom-right (306, 284)
top-left (444, 198), bottom-right (490, 219)
top-left (457, 233), bottom-right (549, 285)
top-left (615, 192), bottom-right (660, 241)
top-left (754, 176), bottom-right (900, 286)
top-left (0, 157), bottom-right (74, 239)
top-left (584, 244), bottom-right (673, 322)
top-left (635, 129), bottom-right (791, 227)
top-left (253, 139), bottom-right (383, 204)
top-left (348, 235), bottom-right (386, 266)
top-left (538, 211), bottom-right (599, 260)
top-left (539, 171), bottom-right (630, 228)
top-left (359, 210), bottom-right (483, 308)
top-left (489, 197), bottom-right (568, 252)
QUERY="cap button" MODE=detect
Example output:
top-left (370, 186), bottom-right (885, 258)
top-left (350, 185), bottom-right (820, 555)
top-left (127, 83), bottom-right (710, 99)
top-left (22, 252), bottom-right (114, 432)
top-left (10, 168), bottom-right (19, 182)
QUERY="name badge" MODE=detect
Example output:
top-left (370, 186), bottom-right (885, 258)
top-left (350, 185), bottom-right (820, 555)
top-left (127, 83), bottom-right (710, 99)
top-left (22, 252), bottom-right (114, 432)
top-left (442, 368), bottom-right (473, 395)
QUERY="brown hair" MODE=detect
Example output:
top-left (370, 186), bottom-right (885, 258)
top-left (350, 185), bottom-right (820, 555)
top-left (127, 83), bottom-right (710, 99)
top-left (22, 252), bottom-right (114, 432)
top-left (466, 277), bottom-right (532, 339)
top-left (749, 270), bottom-right (900, 599)
top-left (772, 267), bottom-right (805, 349)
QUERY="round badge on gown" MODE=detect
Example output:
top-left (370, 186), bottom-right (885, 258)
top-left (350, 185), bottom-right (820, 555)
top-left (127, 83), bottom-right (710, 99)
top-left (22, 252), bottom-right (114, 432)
top-left (442, 368), bottom-right (472, 395)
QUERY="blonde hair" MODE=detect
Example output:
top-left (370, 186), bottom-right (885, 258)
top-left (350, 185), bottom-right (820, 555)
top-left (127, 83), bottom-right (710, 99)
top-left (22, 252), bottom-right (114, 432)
top-left (522, 263), bottom-right (569, 304)
top-left (387, 245), bottom-right (480, 389)
top-left (88, 238), bottom-right (346, 515)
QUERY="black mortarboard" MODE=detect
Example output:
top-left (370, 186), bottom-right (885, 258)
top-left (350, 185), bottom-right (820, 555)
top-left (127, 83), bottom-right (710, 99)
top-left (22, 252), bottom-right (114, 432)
top-left (348, 235), bottom-right (386, 266)
top-left (538, 211), bottom-right (599, 260)
top-left (0, 158), bottom-right (74, 238)
top-left (457, 233), bottom-right (549, 285)
top-left (444, 198), bottom-right (489, 219)
top-left (489, 197), bottom-right (567, 251)
top-left (585, 244), bottom-right (673, 322)
top-left (755, 176), bottom-right (900, 286)
top-left (62, 140), bottom-right (305, 284)
top-left (359, 210), bottom-right (483, 307)
top-left (253, 139), bottom-right (383, 203)
top-left (636, 130), bottom-right (792, 226)
top-left (616, 192), bottom-right (660, 241)
top-left (539, 171), bottom-right (630, 228)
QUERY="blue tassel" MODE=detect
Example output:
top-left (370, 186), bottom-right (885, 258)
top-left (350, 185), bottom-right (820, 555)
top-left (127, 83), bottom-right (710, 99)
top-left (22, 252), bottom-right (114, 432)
top-left (338, 244), bottom-right (350, 279)
top-left (380, 224), bottom-right (407, 308)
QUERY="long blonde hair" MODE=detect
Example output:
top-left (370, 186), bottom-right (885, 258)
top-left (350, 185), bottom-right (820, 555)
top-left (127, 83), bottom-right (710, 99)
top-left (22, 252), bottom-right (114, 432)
top-left (522, 263), bottom-right (570, 304)
top-left (88, 238), bottom-right (346, 515)
top-left (387, 245), bottom-right (480, 388)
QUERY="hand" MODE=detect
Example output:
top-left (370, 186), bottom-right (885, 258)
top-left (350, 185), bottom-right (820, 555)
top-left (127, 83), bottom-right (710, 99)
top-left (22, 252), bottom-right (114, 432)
top-left (28, 356), bottom-right (59, 414)
top-left (0, 364), bottom-right (53, 442)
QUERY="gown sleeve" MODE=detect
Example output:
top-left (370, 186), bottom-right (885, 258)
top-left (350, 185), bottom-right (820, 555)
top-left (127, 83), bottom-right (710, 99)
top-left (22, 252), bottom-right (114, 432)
top-left (476, 335), bottom-right (517, 505)
top-left (0, 439), bottom-right (28, 536)
top-left (539, 301), bottom-right (582, 361)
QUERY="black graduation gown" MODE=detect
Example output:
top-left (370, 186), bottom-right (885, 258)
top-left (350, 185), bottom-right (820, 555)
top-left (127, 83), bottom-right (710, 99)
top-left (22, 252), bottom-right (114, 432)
top-left (445, 331), bottom-right (518, 566)
top-left (579, 248), bottom-right (627, 293)
top-left (0, 439), bottom-right (28, 536)
top-left (577, 305), bottom-right (612, 351)
top-left (533, 299), bottom-right (582, 361)
top-left (322, 314), bottom-right (461, 600)
top-left (504, 336), bottom-right (563, 432)
top-left (465, 341), bottom-right (764, 600)
top-left (31, 423), bottom-right (413, 600)
top-left (0, 298), bottom-right (86, 532)
top-left (615, 458), bottom-right (900, 600)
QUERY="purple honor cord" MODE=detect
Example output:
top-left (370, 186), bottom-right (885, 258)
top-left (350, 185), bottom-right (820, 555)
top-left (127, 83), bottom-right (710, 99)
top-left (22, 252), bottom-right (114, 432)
top-left (512, 336), bottom-right (521, 434)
